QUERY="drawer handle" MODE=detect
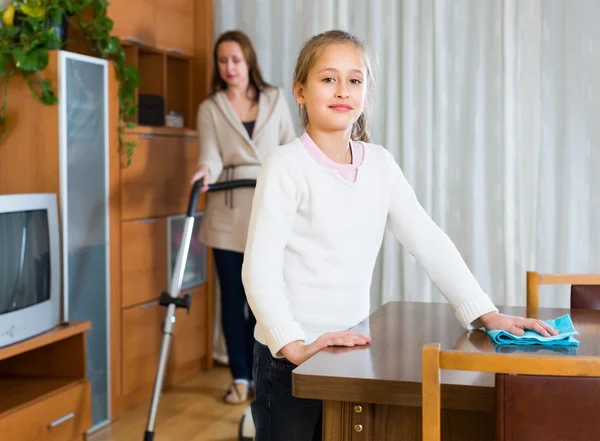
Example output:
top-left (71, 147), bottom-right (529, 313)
top-left (139, 134), bottom-right (156, 140)
top-left (168, 48), bottom-right (184, 54)
top-left (354, 404), bottom-right (363, 413)
top-left (48, 412), bottom-right (75, 428)
top-left (354, 424), bottom-right (363, 433)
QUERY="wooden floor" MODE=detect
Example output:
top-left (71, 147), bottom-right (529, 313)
top-left (89, 366), bottom-right (247, 441)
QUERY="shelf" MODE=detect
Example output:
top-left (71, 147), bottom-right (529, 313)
top-left (0, 321), bottom-right (91, 362)
top-left (0, 376), bottom-right (81, 416)
top-left (125, 125), bottom-right (196, 137)
top-left (122, 41), bottom-right (195, 130)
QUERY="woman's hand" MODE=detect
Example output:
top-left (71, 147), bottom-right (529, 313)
top-left (478, 312), bottom-right (559, 337)
top-left (281, 331), bottom-right (371, 366)
top-left (190, 164), bottom-right (210, 192)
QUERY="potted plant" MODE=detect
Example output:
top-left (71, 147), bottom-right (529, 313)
top-left (0, 0), bottom-right (139, 164)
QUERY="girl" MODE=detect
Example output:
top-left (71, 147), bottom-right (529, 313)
top-left (191, 30), bottom-right (296, 405)
top-left (242, 30), bottom-right (556, 440)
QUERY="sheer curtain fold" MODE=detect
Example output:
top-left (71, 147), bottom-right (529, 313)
top-left (210, 1), bottom-right (600, 361)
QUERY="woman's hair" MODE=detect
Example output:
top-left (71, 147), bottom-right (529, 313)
top-left (293, 30), bottom-right (374, 142)
top-left (210, 30), bottom-right (272, 101)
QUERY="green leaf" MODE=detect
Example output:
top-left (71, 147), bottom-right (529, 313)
top-left (22, 17), bottom-right (43, 34)
top-left (0, 25), bottom-right (21, 40)
top-left (90, 0), bottom-right (109, 14)
top-left (20, 3), bottom-right (46, 19)
top-left (61, 0), bottom-right (76, 13)
top-left (50, 9), bottom-right (63, 25)
top-left (0, 53), bottom-right (10, 78)
top-left (41, 88), bottom-right (58, 105)
top-left (12, 47), bottom-right (49, 74)
top-left (94, 15), bottom-right (113, 33)
top-left (123, 64), bottom-right (140, 86)
top-left (103, 36), bottom-right (120, 54)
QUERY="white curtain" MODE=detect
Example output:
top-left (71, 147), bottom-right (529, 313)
top-left (210, 0), bottom-right (600, 360)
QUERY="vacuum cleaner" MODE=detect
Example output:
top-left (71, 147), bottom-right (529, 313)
top-left (143, 177), bottom-right (257, 441)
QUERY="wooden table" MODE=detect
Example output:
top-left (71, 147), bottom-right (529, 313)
top-left (292, 301), bottom-right (600, 441)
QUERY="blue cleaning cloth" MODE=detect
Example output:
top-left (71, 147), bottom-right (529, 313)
top-left (486, 314), bottom-right (580, 347)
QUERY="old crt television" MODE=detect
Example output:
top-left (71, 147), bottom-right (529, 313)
top-left (0, 193), bottom-right (62, 348)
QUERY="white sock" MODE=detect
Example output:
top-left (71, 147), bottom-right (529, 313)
top-left (234, 378), bottom-right (249, 387)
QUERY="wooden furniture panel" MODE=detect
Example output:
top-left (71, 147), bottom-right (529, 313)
top-left (0, 322), bottom-right (91, 441)
top-left (121, 301), bottom-right (163, 397)
top-left (322, 401), bottom-right (493, 441)
top-left (165, 136), bottom-right (202, 215)
top-left (0, 53), bottom-right (59, 195)
top-left (111, 0), bottom-right (212, 418)
top-left (120, 134), bottom-right (169, 220)
top-left (166, 55), bottom-right (194, 128)
top-left (138, 47), bottom-right (166, 99)
top-left (121, 218), bottom-right (167, 308)
top-left (108, 0), bottom-right (156, 47)
top-left (0, 381), bottom-right (91, 441)
top-left (193, 0), bottom-right (214, 109)
top-left (167, 285), bottom-right (208, 384)
top-left (156, 0), bottom-right (195, 55)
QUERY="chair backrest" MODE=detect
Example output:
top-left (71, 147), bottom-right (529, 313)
top-left (526, 271), bottom-right (600, 311)
top-left (421, 343), bottom-right (600, 441)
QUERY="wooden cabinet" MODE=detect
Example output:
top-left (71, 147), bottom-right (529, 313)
top-left (108, 0), bottom-right (157, 47)
top-left (0, 322), bottom-right (92, 441)
top-left (166, 135), bottom-right (201, 214)
top-left (121, 300), bottom-right (163, 398)
top-left (121, 285), bottom-right (207, 409)
top-left (118, 130), bottom-right (211, 411)
top-left (121, 134), bottom-right (169, 220)
top-left (121, 218), bottom-right (168, 308)
top-left (155, 0), bottom-right (195, 56)
top-left (109, 0), bottom-right (195, 56)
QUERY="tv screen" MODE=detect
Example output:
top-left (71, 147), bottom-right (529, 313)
top-left (0, 209), bottom-right (51, 315)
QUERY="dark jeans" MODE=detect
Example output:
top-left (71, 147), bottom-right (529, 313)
top-left (213, 248), bottom-right (256, 382)
top-left (251, 341), bottom-right (323, 441)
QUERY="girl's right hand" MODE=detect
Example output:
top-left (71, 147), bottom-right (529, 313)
top-left (281, 331), bottom-right (371, 366)
top-left (190, 164), bottom-right (210, 192)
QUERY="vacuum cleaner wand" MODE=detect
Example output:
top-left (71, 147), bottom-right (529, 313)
top-left (144, 178), bottom-right (257, 441)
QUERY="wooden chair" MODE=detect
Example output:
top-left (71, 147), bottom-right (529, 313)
top-left (421, 343), bottom-right (600, 441)
top-left (526, 271), bottom-right (600, 311)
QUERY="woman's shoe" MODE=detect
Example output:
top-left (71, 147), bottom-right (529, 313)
top-left (223, 382), bottom-right (249, 405)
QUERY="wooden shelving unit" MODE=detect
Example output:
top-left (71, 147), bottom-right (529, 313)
top-left (123, 41), bottom-right (194, 132)
top-left (0, 321), bottom-right (92, 441)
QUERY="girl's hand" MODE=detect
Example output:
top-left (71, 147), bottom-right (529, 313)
top-left (281, 331), bottom-right (371, 366)
top-left (190, 164), bottom-right (210, 192)
top-left (478, 312), bottom-right (559, 337)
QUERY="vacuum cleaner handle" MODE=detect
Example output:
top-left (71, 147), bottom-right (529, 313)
top-left (187, 178), bottom-right (257, 217)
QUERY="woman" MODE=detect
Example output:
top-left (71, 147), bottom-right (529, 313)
top-left (191, 30), bottom-right (296, 405)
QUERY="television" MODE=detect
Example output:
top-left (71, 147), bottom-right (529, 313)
top-left (0, 193), bottom-right (62, 348)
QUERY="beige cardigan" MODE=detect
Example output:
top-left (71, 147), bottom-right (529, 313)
top-left (196, 86), bottom-right (297, 253)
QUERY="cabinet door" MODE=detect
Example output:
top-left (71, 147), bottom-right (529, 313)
top-left (165, 136), bottom-right (201, 215)
top-left (121, 301), bottom-right (163, 397)
top-left (121, 134), bottom-right (169, 220)
top-left (155, 0), bottom-right (195, 55)
top-left (121, 218), bottom-right (167, 308)
top-left (108, 0), bottom-right (156, 47)
top-left (166, 285), bottom-right (207, 384)
top-left (58, 52), bottom-right (110, 429)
